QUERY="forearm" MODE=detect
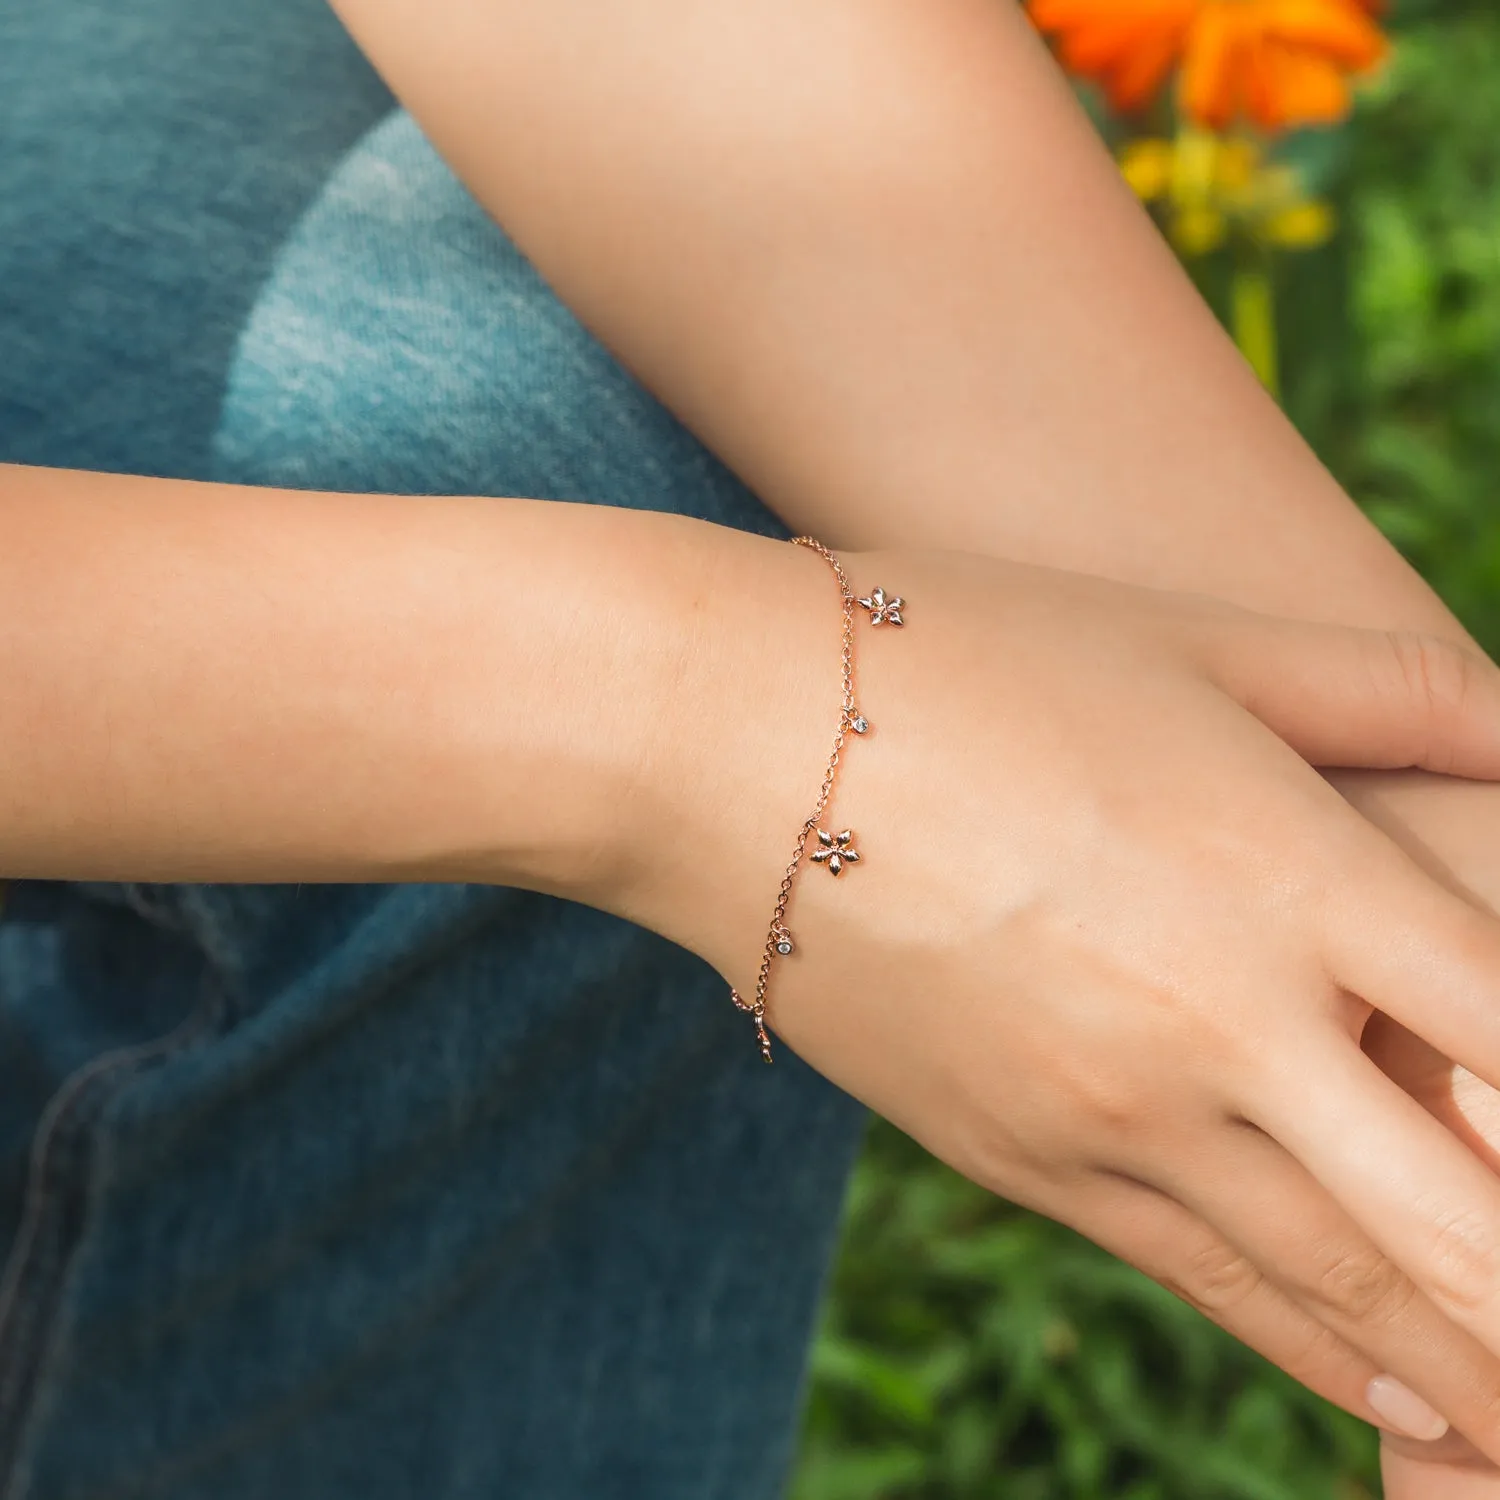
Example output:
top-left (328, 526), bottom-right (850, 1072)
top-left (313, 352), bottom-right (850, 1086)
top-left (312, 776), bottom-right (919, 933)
top-left (0, 463), bottom-right (824, 916)
top-left (329, 0), bottom-right (1459, 645)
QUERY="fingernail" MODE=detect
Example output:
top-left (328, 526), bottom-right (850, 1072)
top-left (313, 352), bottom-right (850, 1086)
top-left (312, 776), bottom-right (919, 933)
top-left (1366, 1375), bottom-right (1450, 1441)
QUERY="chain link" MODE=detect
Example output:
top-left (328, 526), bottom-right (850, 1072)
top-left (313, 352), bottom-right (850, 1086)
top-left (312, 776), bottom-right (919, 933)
top-left (730, 537), bottom-right (864, 1063)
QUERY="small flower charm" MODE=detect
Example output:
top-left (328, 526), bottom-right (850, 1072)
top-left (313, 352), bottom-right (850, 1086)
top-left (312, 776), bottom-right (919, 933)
top-left (848, 710), bottom-right (870, 735)
top-left (856, 586), bottom-right (904, 626)
top-left (772, 922), bottom-right (795, 956)
top-left (810, 828), bottom-right (861, 876)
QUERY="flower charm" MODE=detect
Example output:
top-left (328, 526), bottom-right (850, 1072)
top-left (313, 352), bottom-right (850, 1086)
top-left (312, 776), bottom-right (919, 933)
top-left (856, 586), bottom-right (904, 626)
top-left (810, 828), bottom-right (861, 876)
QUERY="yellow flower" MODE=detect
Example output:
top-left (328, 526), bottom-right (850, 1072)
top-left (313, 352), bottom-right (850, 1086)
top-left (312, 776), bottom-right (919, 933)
top-left (1120, 130), bottom-right (1336, 255)
top-left (1259, 199), bottom-right (1337, 247)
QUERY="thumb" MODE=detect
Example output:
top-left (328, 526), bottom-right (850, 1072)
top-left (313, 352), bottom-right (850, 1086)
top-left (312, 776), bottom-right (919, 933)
top-left (1199, 615), bottom-right (1500, 777)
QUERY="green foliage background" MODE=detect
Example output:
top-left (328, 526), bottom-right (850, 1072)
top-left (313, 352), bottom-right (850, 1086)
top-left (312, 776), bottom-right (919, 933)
top-left (793, 3), bottom-right (1500, 1496)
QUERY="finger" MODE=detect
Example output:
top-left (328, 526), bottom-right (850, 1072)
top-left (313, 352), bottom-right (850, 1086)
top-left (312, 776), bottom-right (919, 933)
top-left (1059, 1173), bottom-right (1396, 1430)
top-left (1150, 1121), bottom-right (1500, 1458)
top-left (1365, 1012), bottom-right (1500, 1186)
top-left (1328, 853), bottom-right (1500, 1101)
top-left (1252, 1039), bottom-right (1500, 1389)
top-left (1382, 1429), bottom-right (1497, 1490)
top-left (1198, 614), bottom-right (1500, 778)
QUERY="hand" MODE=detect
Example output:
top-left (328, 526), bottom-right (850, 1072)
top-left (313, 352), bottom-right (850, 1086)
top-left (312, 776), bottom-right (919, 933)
top-left (1373, 1017), bottom-right (1500, 1494)
top-left (625, 543), bottom-right (1500, 1455)
top-left (1325, 769), bottom-right (1500, 1493)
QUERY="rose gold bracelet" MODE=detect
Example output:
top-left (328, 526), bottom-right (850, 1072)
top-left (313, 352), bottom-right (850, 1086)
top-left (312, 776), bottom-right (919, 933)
top-left (730, 537), bottom-right (905, 1063)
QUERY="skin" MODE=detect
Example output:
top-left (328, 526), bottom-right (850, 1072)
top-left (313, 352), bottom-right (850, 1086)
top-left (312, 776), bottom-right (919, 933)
top-left (311, 0), bottom-right (1500, 1468)
top-left (1345, 774), bottom-right (1500, 1492)
top-left (11, 465), bottom-right (1500, 1463)
top-left (9, 0), bottom-right (1500, 1486)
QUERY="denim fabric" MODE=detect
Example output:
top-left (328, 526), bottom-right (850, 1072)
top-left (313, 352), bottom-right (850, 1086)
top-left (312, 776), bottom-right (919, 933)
top-left (0, 0), bottom-right (392, 477)
top-left (0, 13), bottom-right (867, 1499)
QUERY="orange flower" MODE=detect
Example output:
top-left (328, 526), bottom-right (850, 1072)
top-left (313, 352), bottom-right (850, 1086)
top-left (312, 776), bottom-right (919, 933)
top-left (1027, 0), bottom-right (1389, 131)
top-left (1182, 0), bottom-right (1387, 130)
top-left (1027, 0), bottom-right (1197, 112)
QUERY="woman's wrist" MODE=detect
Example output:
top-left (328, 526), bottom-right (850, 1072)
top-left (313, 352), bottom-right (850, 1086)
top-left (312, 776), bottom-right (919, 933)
top-left (366, 496), bottom-right (826, 911)
top-left (588, 519), bottom-right (853, 984)
top-left (0, 463), bottom-right (825, 913)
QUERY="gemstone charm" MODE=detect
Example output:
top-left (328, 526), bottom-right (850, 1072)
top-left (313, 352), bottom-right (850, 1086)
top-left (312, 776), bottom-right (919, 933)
top-left (809, 828), bottom-right (861, 876)
top-left (772, 923), bottom-right (795, 957)
top-left (849, 711), bottom-right (870, 735)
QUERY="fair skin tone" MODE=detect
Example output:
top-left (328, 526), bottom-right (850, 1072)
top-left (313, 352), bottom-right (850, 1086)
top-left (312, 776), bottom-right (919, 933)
top-left (319, 0), bottom-right (1500, 1485)
top-left (8, 0), bottom-right (1500, 1490)
top-left (1357, 791), bottom-right (1500, 1491)
top-left (7, 471), bottom-right (1500, 1482)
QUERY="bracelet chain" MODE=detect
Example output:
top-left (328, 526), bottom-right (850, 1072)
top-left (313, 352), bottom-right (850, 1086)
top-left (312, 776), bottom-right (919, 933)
top-left (729, 536), bottom-right (903, 1062)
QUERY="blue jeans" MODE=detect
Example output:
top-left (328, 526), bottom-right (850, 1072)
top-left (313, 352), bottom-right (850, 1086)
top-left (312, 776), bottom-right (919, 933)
top-left (0, 5), bottom-right (867, 1497)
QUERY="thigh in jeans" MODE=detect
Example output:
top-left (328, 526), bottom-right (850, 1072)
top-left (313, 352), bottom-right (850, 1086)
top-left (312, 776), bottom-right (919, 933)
top-left (5, 113), bottom-right (867, 1500)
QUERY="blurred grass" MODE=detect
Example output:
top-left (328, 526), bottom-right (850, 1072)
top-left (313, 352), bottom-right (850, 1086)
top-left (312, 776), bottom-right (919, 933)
top-left (793, 4), bottom-right (1500, 1497)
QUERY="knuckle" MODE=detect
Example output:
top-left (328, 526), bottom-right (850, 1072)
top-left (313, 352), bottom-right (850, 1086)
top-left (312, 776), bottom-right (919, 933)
top-left (969, 1113), bottom-right (1061, 1195)
top-left (1061, 1061), bottom-right (1151, 1140)
top-left (1424, 1208), bottom-right (1500, 1316)
top-left (1385, 630), bottom-right (1475, 751)
top-left (1170, 1237), bottom-right (1265, 1316)
top-left (1303, 1243), bottom-right (1415, 1327)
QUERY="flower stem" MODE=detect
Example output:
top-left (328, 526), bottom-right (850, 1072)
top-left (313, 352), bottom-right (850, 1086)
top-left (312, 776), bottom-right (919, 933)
top-left (1230, 243), bottom-right (1280, 399)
